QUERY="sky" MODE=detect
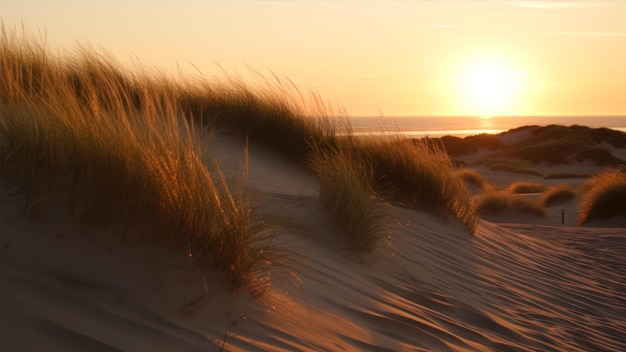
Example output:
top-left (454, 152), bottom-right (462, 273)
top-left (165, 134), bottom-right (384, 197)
top-left (1, 0), bottom-right (625, 117)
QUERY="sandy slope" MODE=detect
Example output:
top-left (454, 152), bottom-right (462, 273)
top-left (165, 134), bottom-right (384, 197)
top-left (2, 139), bottom-right (625, 351)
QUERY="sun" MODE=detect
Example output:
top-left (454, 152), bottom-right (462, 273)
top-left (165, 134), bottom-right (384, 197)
top-left (460, 62), bottom-right (517, 116)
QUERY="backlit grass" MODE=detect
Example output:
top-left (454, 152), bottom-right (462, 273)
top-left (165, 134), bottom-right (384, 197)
top-left (310, 146), bottom-right (387, 253)
top-left (578, 170), bottom-right (626, 225)
top-left (346, 136), bottom-right (478, 232)
top-left (1, 25), bottom-right (479, 290)
top-left (0, 27), bottom-right (276, 292)
top-left (541, 184), bottom-right (577, 206)
top-left (456, 168), bottom-right (493, 193)
top-left (473, 191), bottom-right (547, 217)
top-left (507, 181), bottom-right (547, 194)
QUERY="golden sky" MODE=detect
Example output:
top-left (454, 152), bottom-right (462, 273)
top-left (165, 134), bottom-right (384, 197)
top-left (2, 0), bottom-right (625, 117)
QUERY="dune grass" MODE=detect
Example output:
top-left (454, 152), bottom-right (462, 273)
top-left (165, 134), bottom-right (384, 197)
top-left (0, 27), bottom-right (277, 292)
top-left (438, 133), bottom-right (502, 155)
top-left (543, 173), bottom-right (591, 180)
top-left (477, 158), bottom-right (545, 177)
top-left (507, 181), bottom-right (547, 194)
top-left (472, 191), bottom-right (548, 217)
top-left (309, 134), bottom-right (477, 251)
top-left (456, 168), bottom-right (493, 193)
top-left (179, 73), bottom-right (342, 162)
top-left (345, 136), bottom-right (478, 232)
top-left (578, 170), bottom-right (626, 225)
top-left (310, 146), bottom-right (386, 253)
top-left (541, 184), bottom-right (577, 206)
top-left (1, 25), bottom-right (479, 284)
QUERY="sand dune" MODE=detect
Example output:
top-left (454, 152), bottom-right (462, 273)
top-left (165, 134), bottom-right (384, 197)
top-left (2, 136), bottom-right (625, 351)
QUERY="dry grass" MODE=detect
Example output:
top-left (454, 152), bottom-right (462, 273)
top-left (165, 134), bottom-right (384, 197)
top-left (309, 134), bottom-right (478, 250)
top-left (507, 181), bottom-right (547, 194)
top-left (1, 25), bottom-right (480, 286)
top-left (180, 73), bottom-right (342, 161)
top-left (578, 170), bottom-right (626, 225)
top-left (438, 134), bottom-right (502, 155)
top-left (541, 184), bottom-right (577, 206)
top-left (543, 173), bottom-right (591, 180)
top-left (344, 136), bottom-right (478, 232)
top-left (473, 191), bottom-right (548, 217)
top-left (477, 158), bottom-right (545, 177)
top-left (310, 146), bottom-right (387, 253)
top-left (0, 26), bottom-right (278, 292)
top-left (456, 168), bottom-right (493, 193)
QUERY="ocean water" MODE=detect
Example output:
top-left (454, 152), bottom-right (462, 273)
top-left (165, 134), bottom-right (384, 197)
top-left (347, 116), bottom-right (626, 138)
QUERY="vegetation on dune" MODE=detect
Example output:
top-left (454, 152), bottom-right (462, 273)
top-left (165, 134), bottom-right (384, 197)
top-left (0, 27), bottom-right (277, 292)
top-left (541, 184), bottom-right (577, 206)
top-left (529, 124), bottom-right (626, 149)
top-left (310, 146), bottom-right (387, 253)
top-left (438, 134), bottom-right (502, 156)
top-left (439, 125), bottom-right (626, 170)
top-left (478, 158), bottom-right (544, 177)
top-left (578, 170), bottom-right (626, 225)
top-left (346, 136), bottom-right (478, 232)
top-left (456, 168), bottom-right (493, 193)
top-left (506, 181), bottom-right (547, 194)
top-left (1, 26), bottom-right (479, 296)
top-left (179, 74), bottom-right (342, 161)
top-left (543, 173), bottom-right (591, 180)
top-left (494, 125), bottom-right (626, 166)
top-left (472, 191), bottom-right (548, 217)
top-left (310, 135), bottom-right (478, 252)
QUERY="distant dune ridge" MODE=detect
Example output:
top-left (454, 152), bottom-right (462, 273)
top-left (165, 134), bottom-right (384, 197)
top-left (2, 27), bottom-right (626, 351)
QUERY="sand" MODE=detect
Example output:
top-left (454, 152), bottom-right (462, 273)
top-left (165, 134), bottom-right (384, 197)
top-left (1, 135), bottom-right (625, 351)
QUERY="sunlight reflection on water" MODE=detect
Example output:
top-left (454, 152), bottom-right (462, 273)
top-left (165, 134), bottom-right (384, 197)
top-left (345, 116), bottom-right (626, 138)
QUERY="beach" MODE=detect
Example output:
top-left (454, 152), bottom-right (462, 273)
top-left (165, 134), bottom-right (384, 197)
top-left (1, 32), bottom-right (625, 351)
top-left (2, 127), bottom-right (625, 351)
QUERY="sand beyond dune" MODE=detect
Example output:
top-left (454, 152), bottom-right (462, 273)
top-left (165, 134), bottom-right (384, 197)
top-left (2, 136), bottom-right (625, 351)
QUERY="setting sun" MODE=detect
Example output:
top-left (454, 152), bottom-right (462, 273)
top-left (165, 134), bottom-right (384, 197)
top-left (460, 62), bottom-right (519, 116)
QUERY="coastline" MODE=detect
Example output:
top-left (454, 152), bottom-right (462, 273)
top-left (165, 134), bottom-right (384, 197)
top-left (348, 115), bottom-right (626, 138)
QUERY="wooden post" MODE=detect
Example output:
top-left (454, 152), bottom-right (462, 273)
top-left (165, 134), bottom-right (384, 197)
top-left (561, 209), bottom-right (564, 225)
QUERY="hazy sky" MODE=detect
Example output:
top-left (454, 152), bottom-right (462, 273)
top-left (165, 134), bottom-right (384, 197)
top-left (2, 0), bottom-right (625, 117)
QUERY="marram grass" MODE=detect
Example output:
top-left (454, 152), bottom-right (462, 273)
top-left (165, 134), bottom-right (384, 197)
top-left (1, 26), bottom-right (480, 293)
top-left (578, 170), bottom-right (626, 225)
top-left (472, 191), bottom-right (548, 217)
top-left (0, 27), bottom-right (276, 292)
top-left (541, 184), bottom-right (577, 206)
top-left (310, 145), bottom-right (387, 253)
top-left (346, 136), bottom-right (478, 233)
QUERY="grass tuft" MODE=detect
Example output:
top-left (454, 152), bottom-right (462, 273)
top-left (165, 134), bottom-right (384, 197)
top-left (507, 181), bottom-right (547, 194)
top-left (310, 146), bottom-right (387, 253)
top-left (0, 26), bottom-right (278, 292)
top-left (344, 136), bottom-right (478, 232)
top-left (456, 169), bottom-right (493, 193)
top-left (541, 184), bottom-right (577, 206)
top-left (578, 170), bottom-right (626, 225)
top-left (473, 191), bottom-right (548, 217)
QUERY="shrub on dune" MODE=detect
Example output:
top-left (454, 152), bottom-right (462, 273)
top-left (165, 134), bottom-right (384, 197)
top-left (578, 170), bottom-right (626, 225)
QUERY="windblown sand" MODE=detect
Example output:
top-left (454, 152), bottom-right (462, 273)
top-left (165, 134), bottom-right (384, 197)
top-left (1, 136), bottom-right (625, 351)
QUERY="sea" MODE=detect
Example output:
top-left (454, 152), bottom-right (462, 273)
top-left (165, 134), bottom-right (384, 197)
top-left (347, 116), bottom-right (626, 138)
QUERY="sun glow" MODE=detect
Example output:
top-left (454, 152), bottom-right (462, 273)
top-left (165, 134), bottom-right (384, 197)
top-left (460, 61), bottom-right (520, 116)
